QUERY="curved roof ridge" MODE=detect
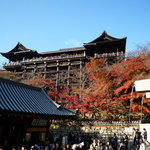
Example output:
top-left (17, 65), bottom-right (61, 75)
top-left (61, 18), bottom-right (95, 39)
top-left (59, 46), bottom-right (85, 51)
top-left (10, 42), bottom-right (29, 53)
top-left (0, 77), bottom-right (41, 91)
top-left (41, 88), bottom-right (61, 108)
top-left (0, 77), bottom-right (76, 117)
top-left (85, 31), bottom-right (127, 44)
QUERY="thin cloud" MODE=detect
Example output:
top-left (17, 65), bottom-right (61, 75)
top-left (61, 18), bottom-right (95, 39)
top-left (64, 39), bottom-right (81, 47)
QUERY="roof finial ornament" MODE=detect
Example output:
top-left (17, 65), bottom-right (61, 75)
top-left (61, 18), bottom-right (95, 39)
top-left (17, 42), bottom-right (21, 45)
top-left (103, 30), bottom-right (107, 34)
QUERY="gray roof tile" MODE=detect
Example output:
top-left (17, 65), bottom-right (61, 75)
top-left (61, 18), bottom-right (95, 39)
top-left (0, 78), bottom-right (76, 117)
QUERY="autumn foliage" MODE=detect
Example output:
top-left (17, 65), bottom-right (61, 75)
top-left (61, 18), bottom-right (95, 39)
top-left (76, 53), bottom-right (150, 120)
top-left (24, 52), bottom-right (150, 121)
top-left (0, 70), bottom-right (21, 81)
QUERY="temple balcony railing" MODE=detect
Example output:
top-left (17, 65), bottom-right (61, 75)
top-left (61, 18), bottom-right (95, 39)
top-left (23, 53), bottom-right (86, 63)
top-left (3, 51), bottom-right (125, 67)
top-left (3, 53), bottom-right (86, 67)
top-left (94, 51), bottom-right (124, 58)
top-left (3, 61), bottom-right (22, 67)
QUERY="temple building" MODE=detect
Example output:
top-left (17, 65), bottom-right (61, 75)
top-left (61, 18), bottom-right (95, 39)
top-left (1, 31), bottom-right (127, 92)
top-left (0, 77), bottom-right (76, 149)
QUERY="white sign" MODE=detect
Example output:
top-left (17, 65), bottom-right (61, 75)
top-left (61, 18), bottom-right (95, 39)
top-left (124, 127), bottom-right (133, 133)
top-left (134, 79), bottom-right (150, 92)
top-left (146, 92), bottom-right (150, 98)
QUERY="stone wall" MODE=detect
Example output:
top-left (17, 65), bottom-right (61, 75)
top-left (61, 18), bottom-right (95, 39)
top-left (49, 120), bottom-right (140, 139)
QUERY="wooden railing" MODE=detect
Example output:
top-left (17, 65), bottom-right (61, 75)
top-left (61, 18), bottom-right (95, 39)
top-left (4, 53), bottom-right (86, 67)
top-left (94, 51), bottom-right (124, 58)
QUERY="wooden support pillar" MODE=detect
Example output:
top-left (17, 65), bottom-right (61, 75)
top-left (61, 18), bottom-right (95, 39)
top-left (44, 61), bottom-right (47, 79)
top-left (79, 59), bottom-right (82, 89)
top-left (84, 51), bottom-right (86, 57)
top-left (56, 61), bottom-right (59, 89)
top-left (33, 62), bottom-right (37, 77)
top-left (67, 59), bottom-right (70, 94)
top-left (79, 59), bottom-right (83, 99)
top-left (22, 66), bottom-right (27, 79)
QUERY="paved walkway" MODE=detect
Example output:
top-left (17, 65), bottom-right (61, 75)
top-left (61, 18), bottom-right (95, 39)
top-left (128, 141), bottom-right (136, 150)
top-left (128, 141), bottom-right (150, 150)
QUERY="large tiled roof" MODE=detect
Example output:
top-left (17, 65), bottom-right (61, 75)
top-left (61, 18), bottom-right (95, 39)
top-left (41, 47), bottom-right (85, 55)
top-left (84, 31), bottom-right (126, 45)
top-left (0, 78), bottom-right (76, 117)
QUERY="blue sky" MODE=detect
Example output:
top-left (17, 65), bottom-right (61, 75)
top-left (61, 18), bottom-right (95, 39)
top-left (0, 0), bottom-right (150, 68)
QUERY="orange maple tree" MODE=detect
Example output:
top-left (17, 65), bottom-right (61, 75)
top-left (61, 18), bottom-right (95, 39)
top-left (24, 52), bottom-right (150, 121)
top-left (74, 53), bottom-right (150, 120)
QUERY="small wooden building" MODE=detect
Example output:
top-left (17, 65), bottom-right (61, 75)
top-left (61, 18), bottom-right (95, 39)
top-left (0, 77), bottom-right (76, 149)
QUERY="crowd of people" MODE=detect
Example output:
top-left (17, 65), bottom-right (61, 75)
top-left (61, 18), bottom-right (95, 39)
top-left (0, 128), bottom-right (148, 150)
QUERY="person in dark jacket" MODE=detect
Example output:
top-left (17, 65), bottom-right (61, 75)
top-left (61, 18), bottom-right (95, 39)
top-left (135, 129), bottom-right (141, 145)
top-left (111, 133), bottom-right (118, 150)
